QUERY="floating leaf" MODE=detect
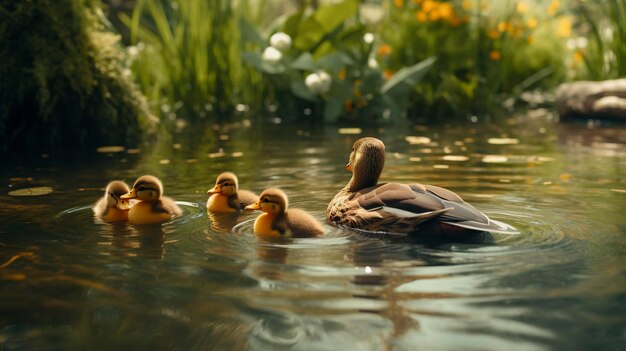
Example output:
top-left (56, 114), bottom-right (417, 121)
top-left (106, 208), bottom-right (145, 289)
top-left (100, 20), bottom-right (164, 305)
top-left (96, 146), bottom-right (125, 153)
top-left (433, 164), bottom-right (450, 169)
top-left (487, 138), bottom-right (519, 145)
top-left (482, 155), bottom-right (508, 163)
top-left (610, 189), bottom-right (626, 193)
top-left (159, 159), bottom-right (170, 165)
top-left (9, 187), bottom-right (54, 196)
top-left (338, 128), bottom-right (362, 135)
top-left (442, 155), bottom-right (469, 162)
top-left (232, 152), bottom-right (244, 157)
top-left (405, 136), bottom-right (431, 145)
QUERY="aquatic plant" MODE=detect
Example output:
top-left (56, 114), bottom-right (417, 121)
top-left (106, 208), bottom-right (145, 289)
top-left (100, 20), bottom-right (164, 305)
top-left (123, 0), bottom-right (265, 120)
top-left (0, 0), bottom-right (155, 155)
top-left (380, 0), bottom-right (570, 118)
top-left (572, 0), bottom-right (626, 79)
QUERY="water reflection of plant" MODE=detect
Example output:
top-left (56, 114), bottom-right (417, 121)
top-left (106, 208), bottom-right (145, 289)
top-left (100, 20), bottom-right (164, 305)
top-left (380, 0), bottom-right (571, 118)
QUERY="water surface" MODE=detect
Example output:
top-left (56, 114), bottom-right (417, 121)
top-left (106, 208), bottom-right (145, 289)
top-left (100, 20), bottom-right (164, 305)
top-left (1, 113), bottom-right (625, 350)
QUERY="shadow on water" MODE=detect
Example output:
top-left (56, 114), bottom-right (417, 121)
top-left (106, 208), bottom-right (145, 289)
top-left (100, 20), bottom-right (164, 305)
top-left (1, 115), bottom-right (625, 350)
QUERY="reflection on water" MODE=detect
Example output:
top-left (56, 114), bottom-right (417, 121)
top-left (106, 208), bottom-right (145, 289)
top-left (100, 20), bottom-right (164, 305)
top-left (1, 114), bottom-right (625, 350)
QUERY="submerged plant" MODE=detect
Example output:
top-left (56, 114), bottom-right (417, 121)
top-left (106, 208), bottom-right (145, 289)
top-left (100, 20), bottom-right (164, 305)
top-left (0, 0), bottom-right (155, 155)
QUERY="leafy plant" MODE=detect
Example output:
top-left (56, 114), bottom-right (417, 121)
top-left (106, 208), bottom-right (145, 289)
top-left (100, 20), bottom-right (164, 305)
top-left (241, 0), bottom-right (435, 122)
top-left (380, 0), bottom-right (570, 119)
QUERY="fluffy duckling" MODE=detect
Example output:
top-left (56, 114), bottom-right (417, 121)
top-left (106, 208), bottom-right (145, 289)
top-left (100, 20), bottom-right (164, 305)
top-left (207, 172), bottom-right (258, 212)
top-left (121, 175), bottom-right (182, 225)
top-left (327, 137), bottom-right (519, 235)
top-left (245, 188), bottom-right (324, 238)
top-left (93, 181), bottom-right (131, 222)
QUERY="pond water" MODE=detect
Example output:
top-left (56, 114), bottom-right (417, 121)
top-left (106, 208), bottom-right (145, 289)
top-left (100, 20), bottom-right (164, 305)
top-left (1, 112), bottom-right (625, 350)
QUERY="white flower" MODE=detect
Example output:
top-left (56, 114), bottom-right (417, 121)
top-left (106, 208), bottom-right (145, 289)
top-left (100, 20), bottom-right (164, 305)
top-left (269, 32), bottom-right (292, 52)
top-left (368, 57), bottom-right (378, 69)
top-left (363, 33), bottom-right (375, 44)
top-left (305, 71), bottom-right (332, 95)
top-left (262, 46), bottom-right (282, 62)
top-left (127, 46), bottom-right (140, 57)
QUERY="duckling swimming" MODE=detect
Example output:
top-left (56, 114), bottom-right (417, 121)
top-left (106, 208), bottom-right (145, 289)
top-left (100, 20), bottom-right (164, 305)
top-left (207, 172), bottom-right (258, 212)
top-left (93, 180), bottom-right (131, 222)
top-left (327, 137), bottom-right (519, 235)
top-left (245, 188), bottom-right (324, 238)
top-left (121, 175), bottom-right (182, 225)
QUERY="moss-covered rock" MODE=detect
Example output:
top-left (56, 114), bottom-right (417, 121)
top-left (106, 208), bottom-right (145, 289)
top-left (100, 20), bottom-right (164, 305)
top-left (0, 0), bottom-right (156, 155)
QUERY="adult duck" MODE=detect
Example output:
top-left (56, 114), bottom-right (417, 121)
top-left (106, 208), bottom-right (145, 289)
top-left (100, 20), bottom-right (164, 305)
top-left (93, 180), bottom-right (131, 222)
top-left (326, 137), bottom-right (519, 235)
top-left (121, 175), bottom-right (182, 225)
top-left (245, 188), bottom-right (324, 238)
top-left (207, 172), bottom-right (258, 212)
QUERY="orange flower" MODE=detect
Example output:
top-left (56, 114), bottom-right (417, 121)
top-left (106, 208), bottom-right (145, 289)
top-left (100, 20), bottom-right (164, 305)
top-left (438, 3), bottom-right (454, 20)
top-left (462, 0), bottom-right (472, 10)
top-left (487, 29), bottom-right (500, 39)
top-left (378, 44), bottom-right (392, 57)
top-left (422, 0), bottom-right (436, 13)
top-left (516, 1), bottom-right (528, 13)
top-left (416, 11), bottom-right (428, 22)
top-left (429, 9), bottom-right (441, 21)
top-left (527, 18), bottom-right (538, 29)
top-left (394, 0), bottom-right (404, 8)
top-left (497, 21), bottom-right (510, 33)
top-left (557, 16), bottom-right (572, 37)
top-left (527, 35), bottom-right (534, 44)
top-left (383, 70), bottom-right (394, 79)
top-left (489, 50), bottom-right (501, 61)
top-left (338, 68), bottom-right (347, 80)
top-left (449, 16), bottom-right (462, 27)
top-left (547, 0), bottom-right (560, 16)
top-left (573, 50), bottom-right (584, 63)
top-left (344, 99), bottom-right (352, 113)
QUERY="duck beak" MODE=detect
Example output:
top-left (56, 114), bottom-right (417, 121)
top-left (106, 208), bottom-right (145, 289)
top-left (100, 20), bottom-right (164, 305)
top-left (207, 185), bottom-right (222, 195)
top-left (120, 188), bottom-right (137, 199)
top-left (345, 162), bottom-right (352, 171)
top-left (245, 202), bottom-right (261, 211)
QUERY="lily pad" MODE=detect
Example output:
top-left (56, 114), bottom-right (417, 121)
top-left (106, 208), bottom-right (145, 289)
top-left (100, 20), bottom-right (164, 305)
top-left (9, 187), bottom-right (54, 196)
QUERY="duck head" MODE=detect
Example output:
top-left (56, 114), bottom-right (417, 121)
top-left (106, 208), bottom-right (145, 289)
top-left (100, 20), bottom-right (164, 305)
top-left (346, 137), bottom-right (385, 191)
top-left (105, 181), bottom-right (131, 210)
top-left (245, 188), bottom-right (287, 215)
top-left (121, 175), bottom-right (163, 201)
top-left (207, 172), bottom-right (238, 196)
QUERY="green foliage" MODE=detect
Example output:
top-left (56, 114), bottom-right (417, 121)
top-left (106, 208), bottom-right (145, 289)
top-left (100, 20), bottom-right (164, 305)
top-left (574, 0), bottom-right (626, 79)
top-left (123, 0), bottom-right (264, 120)
top-left (0, 0), bottom-right (154, 154)
top-left (241, 0), bottom-right (435, 122)
top-left (380, 0), bottom-right (570, 119)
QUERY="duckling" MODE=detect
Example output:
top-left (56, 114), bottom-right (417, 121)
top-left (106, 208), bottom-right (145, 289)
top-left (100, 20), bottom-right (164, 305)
top-left (120, 175), bottom-right (182, 225)
top-left (207, 172), bottom-right (258, 212)
top-left (245, 188), bottom-right (324, 238)
top-left (327, 137), bottom-right (519, 235)
top-left (93, 180), bottom-right (131, 222)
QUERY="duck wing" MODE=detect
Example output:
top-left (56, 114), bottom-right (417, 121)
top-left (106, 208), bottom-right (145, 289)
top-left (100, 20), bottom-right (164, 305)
top-left (355, 183), bottom-right (519, 234)
top-left (236, 190), bottom-right (259, 208)
top-left (422, 184), bottom-right (520, 234)
top-left (153, 197), bottom-right (182, 217)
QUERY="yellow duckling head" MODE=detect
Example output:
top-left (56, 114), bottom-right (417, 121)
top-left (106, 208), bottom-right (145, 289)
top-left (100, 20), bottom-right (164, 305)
top-left (207, 172), bottom-right (239, 196)
top-left (245, 188), bottom-right (288, 237)
top-left (105, 181), bottom-right (132, 210)
top-left (346, 137), bottom-right (385, 191)
top-left (245, 188), bottom-right (287, 215)
top-left (121, 175), bottom-right (163, 201)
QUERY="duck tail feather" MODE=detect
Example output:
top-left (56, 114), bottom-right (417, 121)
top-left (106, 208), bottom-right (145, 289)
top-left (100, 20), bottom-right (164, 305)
top-left (441, 219), bottom-right (520, 234)
top-left (369, 206), bottom-right (451, 222)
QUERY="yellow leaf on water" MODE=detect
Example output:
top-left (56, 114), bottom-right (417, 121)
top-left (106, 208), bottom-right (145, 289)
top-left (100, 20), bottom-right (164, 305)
top-left (610, 189), bottom-right (626, 193)
top-left (409, 157), bottom-right (422, 162)
top-left (159, 159), bottom-right (170, 165)
top-left (482, 155), bottom-right (508, 163)
top-left (8, 187), bottom-right (53, 196)
top-left (338, 128), bottom-right (362, 135)
top-left (442, 155), bottom-right (469, 162)
top-left (96, 146), bottom-right (125, 153)
top-left (433, 164), bottom-right (450, 169)
top-left (487, 138), bottom-right (519, 145)
top-left (232, 152), bottom-right (244, 157)
top-left (405, 136), bottom-right (431, 145)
